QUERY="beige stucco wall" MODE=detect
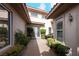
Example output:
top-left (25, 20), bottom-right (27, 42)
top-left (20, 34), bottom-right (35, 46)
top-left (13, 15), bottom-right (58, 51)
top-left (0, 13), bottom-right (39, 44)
top-left (13, 10), bottom-right (26, 45)
top-left (29, 11), bottom-right (53, 36)
top-left (64, 6), bottom-right (78, 55)
top-left (53, 5), bottom-right (79, 55)
top-left (76, 5), bottom-right (79, 56)
top-left (4, 4), bottom-right (26, 44)
top-left (13, 11), bottom-right (26, 33)
top-left (0, 4), bottom-right (27, 55)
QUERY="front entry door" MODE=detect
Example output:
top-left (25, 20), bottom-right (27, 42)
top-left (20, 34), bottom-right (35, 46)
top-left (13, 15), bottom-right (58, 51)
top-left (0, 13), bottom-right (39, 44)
top-left (34, 27), bottom-right (40, 39)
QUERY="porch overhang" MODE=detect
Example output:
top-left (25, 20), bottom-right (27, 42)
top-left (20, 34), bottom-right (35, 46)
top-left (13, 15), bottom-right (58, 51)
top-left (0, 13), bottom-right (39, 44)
top-left (47, 3), bottom-right (78, 19)
top-left (27, 21), bottom-right (44, 27)
top-left (9, 3), bottom-right (31, 23)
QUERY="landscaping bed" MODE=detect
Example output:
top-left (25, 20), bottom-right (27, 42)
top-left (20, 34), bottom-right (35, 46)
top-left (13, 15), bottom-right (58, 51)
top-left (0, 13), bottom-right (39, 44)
top-left (2, 30), bottom-right (31, 56)
top-left (47, 38), bottom-right (70, 56)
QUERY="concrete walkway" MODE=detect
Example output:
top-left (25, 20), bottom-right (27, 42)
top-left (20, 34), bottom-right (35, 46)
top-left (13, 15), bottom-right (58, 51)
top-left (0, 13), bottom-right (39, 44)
top-left (20, 39), bottom-right (56, 56)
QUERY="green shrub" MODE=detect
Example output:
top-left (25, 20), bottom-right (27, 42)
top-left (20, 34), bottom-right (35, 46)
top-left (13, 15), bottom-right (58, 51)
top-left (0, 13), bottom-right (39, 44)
top-left (4, 44), bottom-right (24, 56)
top-left (41, 34), bottom-right (45, 39)
top-left (47, 38), bottom-right (55, 47)
top-left (45, 34), bottom-right (53, 39)
top-left (2, 30), bottom-right (31, 56)
top-left (15, 31), bottom-right (29, 46)
top-left (40, 28), bottom-right (46, 39)
top-left (55, 39), bottom-right (65, 46)
top-left (53, 43), bottom-right (70, 56)
top-left (47, 38), bottom-right (70, 56)
top-left (40, 28), bottom-right (46, 34)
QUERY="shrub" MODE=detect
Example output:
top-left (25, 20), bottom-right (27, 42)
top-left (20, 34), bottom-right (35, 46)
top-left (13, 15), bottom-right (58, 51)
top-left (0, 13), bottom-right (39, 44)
top-left (47, 38), bottom-right (55, 47)
top-left (15, 31), bottom-right (29, 46)
top-left (4, 44), bottom-right (24, 56)
top-left (2, 30), bottom-right (31, 56)
top-left (40, 28), bottom-right (46, 34)
top-left (53, 43), bottom-right (70, 56)
top-left (45, 34), bottom-right (53, 39)
top-left (47, 38), bottom-right (70, 56)
top-left (41, 34), bottom-right (45, 39)
top-left (40, 28), bottom-right (46, 39)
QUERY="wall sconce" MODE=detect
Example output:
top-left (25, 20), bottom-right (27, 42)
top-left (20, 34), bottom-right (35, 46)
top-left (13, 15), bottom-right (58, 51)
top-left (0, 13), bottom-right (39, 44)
top-left (69, 13), bottom-right (73, 22)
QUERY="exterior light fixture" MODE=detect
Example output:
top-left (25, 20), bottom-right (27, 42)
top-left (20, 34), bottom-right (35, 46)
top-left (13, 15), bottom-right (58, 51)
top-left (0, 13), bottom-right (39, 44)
top-left (69, 13), bottom-right (73, 22)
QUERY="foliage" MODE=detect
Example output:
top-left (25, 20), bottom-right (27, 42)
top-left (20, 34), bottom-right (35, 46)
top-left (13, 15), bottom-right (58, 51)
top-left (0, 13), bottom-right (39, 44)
top-left (0, 27), bottom-right (7, 41)
top-left (40, 28), bottom-right (46, 39)
top-left (40, 28), bottom-right (46, 34)
top-left (54, 43), bottom-right (70, 56)
top-left (47, 38), bottom-right (70, 56)
top-left (2, 30), bottom-right (31, 56)
top-left (15, 31), bottom-right (29, 46)
top-left (3, 44), bottom-right (24, 56)
top-left (0, 27), bottom-right (7, 35)
top-left (47, 38), bottom-right (55, 47)
top-left (41, 34), bottom-right (45, 39)
top-left (45, 33), bottom-right (53, 39)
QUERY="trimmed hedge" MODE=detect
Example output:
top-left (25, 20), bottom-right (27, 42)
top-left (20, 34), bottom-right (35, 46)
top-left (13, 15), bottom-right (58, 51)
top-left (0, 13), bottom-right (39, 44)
top-left (47, 38), bottom-right (70, 56)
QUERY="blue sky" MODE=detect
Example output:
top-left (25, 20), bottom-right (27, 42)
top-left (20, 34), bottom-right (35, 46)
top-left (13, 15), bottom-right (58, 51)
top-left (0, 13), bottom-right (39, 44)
top-left (26, 3), bottom-right (54, 12)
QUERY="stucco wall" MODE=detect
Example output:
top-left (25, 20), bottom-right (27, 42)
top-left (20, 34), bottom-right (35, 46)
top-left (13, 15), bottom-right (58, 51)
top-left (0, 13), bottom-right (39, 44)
top-left (76, 5), bottom-right (79, 56)
top-left (4, 4), bottom-right (26, 45)
top-left (44, 19), bottom-right (53, 35)
top-left (13, 12), bottom-right (26, 33)
top-left (29, 11), bottom-right (53, 35)
top-left (64, 7), bottom-right (77, 55)
top-left (53, 5), bottom-right (79, 55)
top-left (0, 4), bottom-right (27, 55)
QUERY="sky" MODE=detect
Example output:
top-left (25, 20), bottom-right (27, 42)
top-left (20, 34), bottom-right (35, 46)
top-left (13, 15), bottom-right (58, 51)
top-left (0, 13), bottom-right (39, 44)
top-left (26, 3), bottom-right (54, 12)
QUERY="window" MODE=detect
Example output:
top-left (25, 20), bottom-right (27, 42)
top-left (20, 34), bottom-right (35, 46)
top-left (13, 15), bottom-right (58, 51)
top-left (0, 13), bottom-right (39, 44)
top-left (0, 4), bottom-right (11, 49)
top-left (42, 15), bottom-right (45, 19)
top-left (37, 27), bottom-right (40, 37)
top-left (56, 21), bottom-right (63, 41)
top-left (31, 12), bottom-right (38, 17)
top-left (49, 27), bottom-right (51, 34)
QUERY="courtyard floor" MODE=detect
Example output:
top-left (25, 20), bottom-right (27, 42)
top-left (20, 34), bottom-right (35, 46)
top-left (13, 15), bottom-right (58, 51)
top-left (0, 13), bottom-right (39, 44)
top-left (20, 39), bottom-right (56, 56)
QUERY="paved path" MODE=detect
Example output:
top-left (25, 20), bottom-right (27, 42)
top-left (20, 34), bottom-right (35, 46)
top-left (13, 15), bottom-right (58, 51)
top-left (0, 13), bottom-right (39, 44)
top-left (20, 39), bottom-right (56, 56)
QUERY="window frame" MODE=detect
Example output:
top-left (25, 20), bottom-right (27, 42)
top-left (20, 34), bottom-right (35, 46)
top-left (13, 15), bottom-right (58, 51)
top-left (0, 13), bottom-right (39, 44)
top-left (0, 4), bottom-right (13, 49)
top-left (31, 12), bottom-right (38, 17)
top-left (49, 27), bottom-right (51, 34)
top-left (42, 15), bottom-right (45, 19)
top-left (56, 17), bottom-right (63, 41)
